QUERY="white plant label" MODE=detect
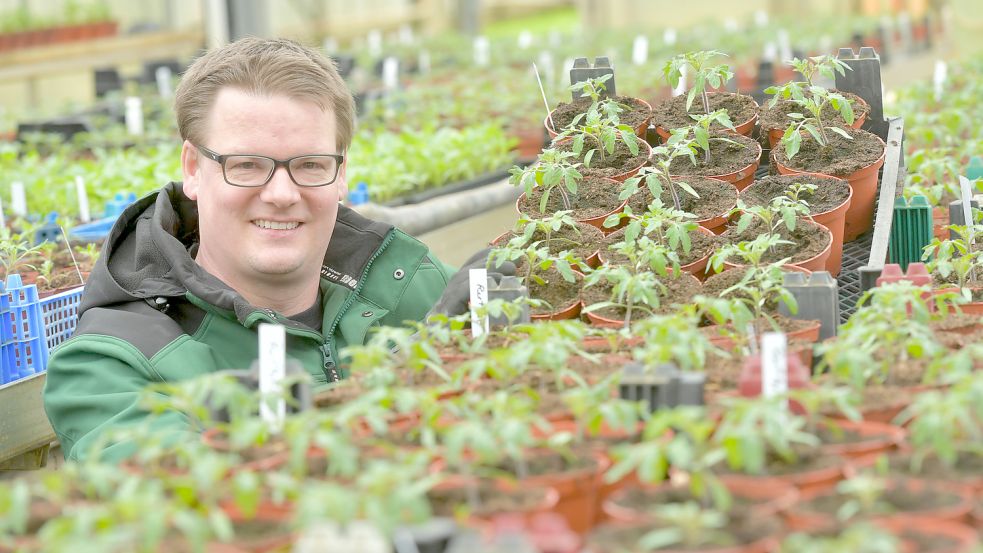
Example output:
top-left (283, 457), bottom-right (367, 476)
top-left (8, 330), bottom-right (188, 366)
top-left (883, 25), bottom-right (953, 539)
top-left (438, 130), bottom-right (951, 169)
top-left (777, 29), bottom-right (792, 62)
top-left (382, 57), bottom-right (400, 90)
top-left (469, 268), bottom-right (488, 338)
top-left (0, 196), bottom-right (5, 229)
top-left (933, 60), bottom-right (947, 102)
top-left (367, 30), bottom-right (382, 57)
top-left (155, 66), bottom-right (173, 99)
top-left (763, 42), bottom-right (778, 63)
top-left (537, 51), bottom-right (555, 85)
top-left (75, 176), bottom-right (90, 223)
top-left (754, 10), bottom-right (769, 27)
top-left (549, 31), bottom-right (561, 47)
top-left (473, 36), bottom-right (490, 67)
top-left (632, 35), bottom-right (648, 66)
top-left (518, 30), bottom-right (532, 49)
top-left (761, 332), bottom-right (788, 397)
top-left (561, 57), bottom-right (575, 88)
top-left (672, 64), bottom-right (688, 97)
top-left (398, 24), bottom-right (413, 45)
top-left (125, 96), bottom-right (144, 136)
top-left (418, 50), bottom-right (430, 74)
top-left (663, 28), bottom-right (677, 46)
top-left (10, 181), bottom-right (26, 217)
top-left (724, 18), bottom-right (739, 32)
top-left (959, 176), bottom-right (974, 232)
top-left (258, 323), bottom-right (286, 432)
top-left (322, 37), bottom-right (338, 54)
top-left (819, 35), bottom-right (833, 56)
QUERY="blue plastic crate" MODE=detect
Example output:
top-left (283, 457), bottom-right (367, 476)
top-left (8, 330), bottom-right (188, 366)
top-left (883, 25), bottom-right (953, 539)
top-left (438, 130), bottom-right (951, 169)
top-left (1, 337), bottom-right (47, 383)
top-left (0, 276), bottom-right (50, 385)
top-left (39, 285), bottom-right (85, 351)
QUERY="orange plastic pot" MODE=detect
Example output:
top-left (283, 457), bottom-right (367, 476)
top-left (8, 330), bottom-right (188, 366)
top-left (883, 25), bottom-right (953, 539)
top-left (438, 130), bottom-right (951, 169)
top-left (655, 92), bottom-right (759, 140)
top-left (819, 418), bottom-right (907, 460)
top-left (766, 108), bottom-right (868, 149)
top-left (776, 172), bottom-right (853, 276)
top-left (776, 133), bottom-right (886, 241)
top-left (875, 517), bottom-right (980, 553)
top-left (532, 299), bottom-right (583, 322)
top-left (489, 230), bottom-right (601, 269)
top-left (686, 177), bottom-right (739, 234)
top-left (682, 225), bottom-right (716, 280)
top-left (583, 272), bottom-right (702, 328)
top-left (515, 187), bottom-right (628, 236)
top-left (545, 98), bottom-right (653, 140)
top-left (700, 140), bottom-right (763, 191)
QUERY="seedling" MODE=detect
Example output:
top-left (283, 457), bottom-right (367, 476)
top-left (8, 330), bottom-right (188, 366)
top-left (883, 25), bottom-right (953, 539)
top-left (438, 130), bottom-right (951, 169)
top-left (668, 109), bottom-right (738, 165)
top-left (509, 147), bottom-right (581, 212)
top-left (769, 55), bottom-right (853, 102)
top-left (922, 217), bottom-right (983, 295)
top-left (569, 73), bottom-right (614, 105)
top-left (663, 50), bottom-right (734, 117)
top-left (713, 394), bottom-right (821, 475)
top-left (776, 86), bottom-right (856, 159)
top-left (605, 202), bottom-right (701, 266)
top-left (638, 502), bottom-right (732, 551)
top-left (0, 227), bottom-right (42, 277)
top-left (730, 189), bottom-right (814, 245)
top-left (616, 137), bottom-right (701, 212)
top-left (780, 523), bottom-right (901, 553)
top-left (556, 81), bottom-right (640, 168)
top-left (631, 308), bottom-right (717, 372)
top-left (488, 213), bottom-right (589, 287)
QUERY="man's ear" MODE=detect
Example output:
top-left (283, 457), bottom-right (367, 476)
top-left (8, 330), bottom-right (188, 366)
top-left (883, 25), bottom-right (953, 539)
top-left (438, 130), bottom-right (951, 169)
top-left (181, 140), bottom-right (200, 200)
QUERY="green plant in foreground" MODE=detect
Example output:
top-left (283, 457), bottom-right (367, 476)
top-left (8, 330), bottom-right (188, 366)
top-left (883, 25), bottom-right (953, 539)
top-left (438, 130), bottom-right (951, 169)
top-left (776, 85), bottom-right (856, 160)
top-left (779, 522), bottom-right (901, 553)
top-left (663, 50), bottom-right (734, 117)
top-left (558, 96), bottom-right (640, 168)
top-left (616, 136), bottom-right (701, 212)
top-left (922, 214), bottom-right (983, 295)
top-left (637, 502), bottom-right (732, 551)
top-left (510, 147), bottom-right (582, 212)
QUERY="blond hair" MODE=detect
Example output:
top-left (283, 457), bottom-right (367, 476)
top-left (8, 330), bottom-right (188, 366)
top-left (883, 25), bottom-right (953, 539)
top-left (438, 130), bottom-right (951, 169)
top-left (174, 37), bottom-right (356, 150)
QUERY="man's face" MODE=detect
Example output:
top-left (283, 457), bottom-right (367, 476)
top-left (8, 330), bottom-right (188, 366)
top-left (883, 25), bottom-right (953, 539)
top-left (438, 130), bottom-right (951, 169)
top-left (182, 88), bottom-right (346, 290)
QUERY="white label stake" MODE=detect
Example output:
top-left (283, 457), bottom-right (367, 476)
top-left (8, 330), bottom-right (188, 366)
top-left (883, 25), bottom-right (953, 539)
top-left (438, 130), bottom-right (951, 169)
top-left (473, 36), bottom-right (490, 67)
top-left (382, 57), bottom-right (400, 91)
top-left (761, 332), bottom-right (788, 398)
top-left (155, 66), bottom-right (173, 99)
top-left (518, 30), bottom-right (532, 49)
top-left (10, 181), bottom-right (26, 217)
top-left (663, 28), bottom-right (677, 46)
top-left (959, 175), bottom-right (974, 234)
top-left (672, 64), bottom-right (688, 97)
top-left (418, 50), bottom-right (430, 74)
top-left (258, 323), bottom-right (287, 432)
top-left (469, 268), bottom-right (488, 337)
top-left (532, 62), bottom-right (554, 130)
top-left (933, 60), bottom-right (947, 102)
top-left (367, 30), bottom-right (383, 57)
top-left (125, 96), bottom-right (144, 136)
top-left (632, 35), bottom-right (648, 66)
top-left (74, 176), bottom-right (90, 223)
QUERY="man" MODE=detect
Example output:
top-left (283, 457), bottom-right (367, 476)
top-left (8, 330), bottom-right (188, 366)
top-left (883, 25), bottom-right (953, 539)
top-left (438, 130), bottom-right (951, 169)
top-left (43, 37), bottom-right (497, 462)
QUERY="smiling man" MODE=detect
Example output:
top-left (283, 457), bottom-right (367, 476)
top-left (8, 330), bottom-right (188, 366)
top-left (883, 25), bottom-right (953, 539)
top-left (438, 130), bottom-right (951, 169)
top-left (43, 38), bottom-right (496, 462)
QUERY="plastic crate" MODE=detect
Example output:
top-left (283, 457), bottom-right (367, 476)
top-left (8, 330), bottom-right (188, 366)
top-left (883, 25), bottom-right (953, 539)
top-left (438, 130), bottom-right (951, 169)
top-left (0, 275), bottom-right (49, 385)
top-left (39, 285), bottom-right (85, 351)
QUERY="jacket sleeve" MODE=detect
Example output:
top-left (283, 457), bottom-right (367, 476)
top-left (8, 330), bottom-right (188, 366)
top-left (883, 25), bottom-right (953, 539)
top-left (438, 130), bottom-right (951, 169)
top-left (43, 335), bottom-right (196, 463)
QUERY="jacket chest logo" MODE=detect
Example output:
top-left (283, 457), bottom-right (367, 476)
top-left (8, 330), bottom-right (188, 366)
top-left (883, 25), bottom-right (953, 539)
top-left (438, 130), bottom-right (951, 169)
top-left (321, 265), bottom-right (358, 289)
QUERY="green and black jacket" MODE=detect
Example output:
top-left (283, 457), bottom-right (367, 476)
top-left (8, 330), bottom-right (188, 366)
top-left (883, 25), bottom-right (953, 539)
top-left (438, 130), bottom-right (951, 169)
top-left (43, 182), bottom-right (453, 462)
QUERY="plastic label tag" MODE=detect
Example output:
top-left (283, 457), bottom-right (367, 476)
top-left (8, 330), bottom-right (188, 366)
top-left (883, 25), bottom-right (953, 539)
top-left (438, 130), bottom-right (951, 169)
top-left (761, 332), bottom-right (788, 397)
top-left (632, 35), bottom-right (648, 66)
top-left (933, 60), bottom-right (947, 102)
top-left (672, 64), bottom-right (688, 97)
top-left (418, 50), bottom-right (430, 74)
top-left (724, 18), bottom-right (739, 32)
top-left (537, 51), bottom-right (555, 84)
top-left (125, 96), bottom-right (144, 136)
top-left (398, 24), bottom-right (414, 45)
top-left (473, 36), bottom-right (490, 67)
top-left (155, 66), bottom-right (173, 99)
top-left (518, 30), bottom-right (532, 49)
top-left (663, 28), bottom-right (677, 46)
top-left (754, 10), bottom-right (769, 27)
top-left (777, 29), bottom-right (792, 61)
top-left (367, 30), bottom-right (383, 58)
top-left (382, 57), bottom-right (400, 90)
top-left (75, 176), bottom-right (90, 223)
top-left (763, 42), bottom-right (778, 63)
top-left (469, 268), bottom-right (488, 337)
top-left (11, 181), bottom-right (27, 216)
top-left (322, 37), bottom-right (338, 53)
top-left (959, 176), bottom-right (974, 233)
top-left (258, 323), bottom-right (286, 432)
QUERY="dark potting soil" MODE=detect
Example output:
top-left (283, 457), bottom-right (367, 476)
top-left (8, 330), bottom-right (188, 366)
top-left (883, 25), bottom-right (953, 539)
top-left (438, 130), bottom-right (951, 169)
top-left (740, 174), bottom-right (851, 215)
top-left (730, 444), bottom-right (842, 478)
top-left (520, 175), bottom-right (625, 219)
top-left (554, 137), bottom-right (649, 179)
top-left (528, 266), bottom-right (583, 316)
top-left (888, 451), bottom-right (983, 484)
top-left (702, 336), bottom-right (814, 394)
top-left (603, 227), bottom-right (717, 267)
top-left (801, 479), bottom-right (964, 517)
top-left (652, 92), bottom-right (759, 132)
top-left (585, 515), bottom-right (778, 551)
top-left (614, 485), bottom-right (762, 522)
top-left (898, 529), bottom-right (960, 553)
top-left (581, 273), bottom-right (702, 320)
top-left (231, 519), bottom-right (290, 541)
top-left (429, 480), bottom-right (550, 519)
top-left (816, 424), bottom-right (879, 446)
top-left (773, 127), bottom-right (885, 176)
top-left (758, 90), bottom-right (870, 132)
top-left (701, 269), bottom-right (810, 317)
top-left (667, 133), bottom-right (760, 178)
top-left (494, 221), bottom-right (605, 269)
top-left (930, 273), bottom-right (983, 301)
top-left (35, 268), bottom-right (86, 293)
top-left (720, 219), bottom-right (831, 265)
top-left (550, 96), bottom-right (653, 133)
top-left (628, 176), bottom-right (738, 222)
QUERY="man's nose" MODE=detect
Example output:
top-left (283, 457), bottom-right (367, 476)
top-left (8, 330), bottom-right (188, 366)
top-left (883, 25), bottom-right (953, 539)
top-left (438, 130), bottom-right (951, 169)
top-left (259, 165), bottom-right (301, 207)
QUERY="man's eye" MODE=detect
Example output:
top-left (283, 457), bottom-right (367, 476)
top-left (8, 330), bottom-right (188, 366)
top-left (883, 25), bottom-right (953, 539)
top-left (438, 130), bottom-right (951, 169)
top-left (232, 161), bottom-right (258, 170)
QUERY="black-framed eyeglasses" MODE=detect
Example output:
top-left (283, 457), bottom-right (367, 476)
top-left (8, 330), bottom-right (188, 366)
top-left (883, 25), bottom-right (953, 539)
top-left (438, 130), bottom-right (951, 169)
top-left (195, 144), bottom-right (344, 187)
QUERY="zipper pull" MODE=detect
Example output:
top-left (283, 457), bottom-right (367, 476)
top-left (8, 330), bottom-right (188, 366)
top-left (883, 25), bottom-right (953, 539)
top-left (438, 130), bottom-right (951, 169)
top-left (320, 343), bottom-right (340, 383)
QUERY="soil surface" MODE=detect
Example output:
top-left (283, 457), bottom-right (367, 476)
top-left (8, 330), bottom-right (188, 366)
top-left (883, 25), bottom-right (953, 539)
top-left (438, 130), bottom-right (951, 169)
top-left (613, 485), bottom-right (762, 518)
top-left (493, 222), bottom-right (604, 271)
top-left (585, 512), bottom-right (778, 551)
top-left (603, 227), bottom-right (717, 267)
top-left (759, 90), bottom-right (870, 132)
top-left (773, 127), bottom-right (885, 176)
top-left (628, 176), bottom-right (738, 222)
top-left (35, 267), bottom-right (87, 293)
top-left (740, 174), bottom-right (851, 215)
top-left (800, 479), bottom-right (964, 516)
top-left (520, 175), bottom-right (624, 219)
top-left (652, 92), bottom-right (759, 132)
top-left (667, 133), bottom-right (761, 177)
top-left (429, 480), bottom-right (550, 519)
top-left (581, 272), bottom-right (702, 320)
top-left (495, 447), bottom-right (597, 478)
top-left (887, 452), bottom-right (983, 485)
top-left (720, 219), bottom-right (831, 265)
top-left (553, 136), bottom-right (649, 179)
top-left (550, 96), bottom-right (652, 133)
top-left (528, 265), bottom-right (583, 316)
top-left (719, 443), bottom-right (841, 478)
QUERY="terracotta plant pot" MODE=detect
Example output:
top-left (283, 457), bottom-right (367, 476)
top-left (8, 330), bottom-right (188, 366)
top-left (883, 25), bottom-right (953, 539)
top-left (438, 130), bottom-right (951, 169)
top-left (583, 273), bottom-right (702, 328)
top-left (875, 517), bottom-right (980, 553)
top-left (818, 419), bottom-right (907, 460)
top-left (775, 134), bottom-right (886, 241)
top-left (766, 104), bottom-right (868, 149)
top-left (699, 140), bottom-right (763, 191)
top-left (723, 223), bottom-right (833, 274)
top-left (655, 92), bottom-right (760, 140)
top-left (787, 478), bottom-right (975, 532)
top-left (200, 427), bottom-right (288, 473)
top-left (430, 475), bottom-right (561, 529)
top-left (680, 225), bottom-right (716, 280)
top-left (515, 188), bottom-right (629, 236)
